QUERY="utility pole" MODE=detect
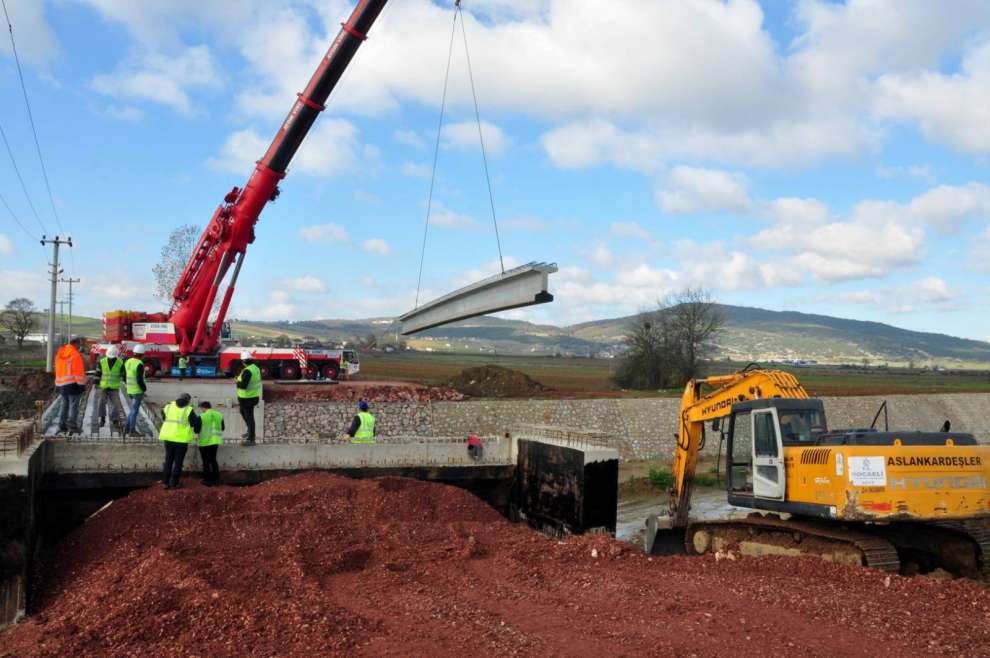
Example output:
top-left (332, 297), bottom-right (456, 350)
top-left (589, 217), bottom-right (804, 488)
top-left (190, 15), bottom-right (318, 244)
top-left (57, 300), bottom-right (67, 344)
top-left (41, 235), bottom-right (72, 372)
top-left (60, 277), bottom-right (80, 341)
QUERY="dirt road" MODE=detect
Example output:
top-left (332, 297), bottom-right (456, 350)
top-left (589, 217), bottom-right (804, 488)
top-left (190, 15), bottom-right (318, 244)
top-left (4, 473), bottom-right (989, 657)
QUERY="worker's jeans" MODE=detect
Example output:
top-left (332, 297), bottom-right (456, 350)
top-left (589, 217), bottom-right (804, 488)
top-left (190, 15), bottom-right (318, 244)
top-left (126, 393), bottom-right (144, 433)
top-left (99, 388), bottom-right (120, 423)
top-left (238, 397), bottom-right (258, 441)
top-left (57, 387), bottom-right (80, 431)
top-left (199, 444), bottom-right (220, 485)
top-left (162, 441), bottom-right (188, 487)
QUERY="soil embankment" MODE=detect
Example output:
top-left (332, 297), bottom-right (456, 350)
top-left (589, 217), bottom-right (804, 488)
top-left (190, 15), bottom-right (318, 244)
top-left (0, 367), bottom-right (52, 420)
top-left (445, 365), bottom-right (547, 398)
top-left (4, 472), bottom-right (989, 657)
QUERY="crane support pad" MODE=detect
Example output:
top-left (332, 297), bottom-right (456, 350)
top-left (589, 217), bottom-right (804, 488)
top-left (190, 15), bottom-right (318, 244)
top-left (400, 262), bottom-right (557, 335)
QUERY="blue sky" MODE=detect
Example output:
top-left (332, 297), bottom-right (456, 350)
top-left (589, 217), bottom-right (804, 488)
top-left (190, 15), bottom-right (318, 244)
top-left (2, 0), bottom-right (990, 339)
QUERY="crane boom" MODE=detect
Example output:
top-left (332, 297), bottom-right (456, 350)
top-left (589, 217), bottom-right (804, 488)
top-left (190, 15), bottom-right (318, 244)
top-left (168, 0), bottom-right (389, 354)
top-left (669, 368), bottom-right (808, 527)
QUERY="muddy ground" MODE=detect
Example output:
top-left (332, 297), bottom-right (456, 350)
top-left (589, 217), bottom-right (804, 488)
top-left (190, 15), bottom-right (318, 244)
top-left (4, 473), bottom-right (989, 657)
top-left (0, 367), bottom-right (52, 420)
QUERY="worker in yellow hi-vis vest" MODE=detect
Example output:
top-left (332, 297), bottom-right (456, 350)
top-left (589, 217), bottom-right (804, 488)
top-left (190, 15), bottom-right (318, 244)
top-left (345, 399), bottom-right (376, 444)
top-left (158, 393), bottom-right (202, 490)
top-left (197, 401), bottom-right (225, 486)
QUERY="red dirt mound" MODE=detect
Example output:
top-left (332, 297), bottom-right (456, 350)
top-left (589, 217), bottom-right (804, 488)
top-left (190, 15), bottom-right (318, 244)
top-left (5, 473), bottom-right (990, 657)
top-left (445, 365), bottom-right (547, 398)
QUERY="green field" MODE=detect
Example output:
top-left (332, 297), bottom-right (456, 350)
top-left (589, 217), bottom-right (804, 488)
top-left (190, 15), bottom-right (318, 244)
top-left (359, 351), bottom-right (990, 398)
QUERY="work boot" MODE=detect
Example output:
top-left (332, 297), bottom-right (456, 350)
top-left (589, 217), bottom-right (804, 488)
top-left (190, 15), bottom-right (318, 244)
top-left (241, 432), bottom-right (249, 439)
top-left (100, 417), bottom-right (106, 427)
top-left (243, 438), bottom-right (256, 446)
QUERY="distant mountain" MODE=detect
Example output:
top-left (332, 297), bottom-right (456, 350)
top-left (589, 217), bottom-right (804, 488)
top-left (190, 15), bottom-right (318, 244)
top-left (227, 304), bottom-right (990, 366)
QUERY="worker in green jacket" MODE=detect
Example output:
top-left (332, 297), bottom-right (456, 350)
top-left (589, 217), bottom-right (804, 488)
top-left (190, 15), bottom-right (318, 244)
top-left (235, 351), bottom-right (261, 446)
top-left (197, 401), bottom-right (225, 486)
top-left (346, 399), bottom-right (376, 444)
top-left (159, 393), bottom-right (201, 489)
top-left (123, 344), bottom-right (148, 437)
top-left (95, 345), bottom-right (125, 428)
top-left (177, 354), bottom-right (188, 380)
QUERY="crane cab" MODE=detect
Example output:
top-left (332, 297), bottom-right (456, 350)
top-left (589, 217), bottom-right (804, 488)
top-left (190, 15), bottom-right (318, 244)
top-left (719, 398), bottom-right (990, 521)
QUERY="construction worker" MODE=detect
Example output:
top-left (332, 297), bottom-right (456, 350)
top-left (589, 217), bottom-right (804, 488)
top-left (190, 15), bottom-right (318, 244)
top-left (177, 354), bottom-right (188, 380)
top-left (54, 335), bottom-right (86, 434)
top-left (197, 401), bottom-right (224, 486)
top-left (123, 344), bottom-right (148, 436)
top-left (346, 399), bottom-right (375, 444)
top-left (235, 350), bottom-right (260, 446)
top-left (159, 393), bottom-right (201, 489)
top-left (95, 345), bottom-right (124, 428)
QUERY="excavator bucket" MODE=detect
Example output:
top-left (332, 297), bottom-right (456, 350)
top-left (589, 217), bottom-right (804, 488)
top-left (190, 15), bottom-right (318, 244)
top-left (645, 514), bottom-right (688, 555)
top-left (400, 262), bottom-right (557, 335)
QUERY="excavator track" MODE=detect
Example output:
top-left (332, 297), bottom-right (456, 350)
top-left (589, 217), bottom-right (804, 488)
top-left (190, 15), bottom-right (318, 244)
top-left (935, 519), bottom-right (990, 577)
top-left (685, 515), bottom-right (901, 572)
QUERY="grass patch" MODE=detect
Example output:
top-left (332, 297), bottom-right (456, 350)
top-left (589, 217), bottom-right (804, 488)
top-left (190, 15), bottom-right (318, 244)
top-left (648, 465), bottom-right (721, 490)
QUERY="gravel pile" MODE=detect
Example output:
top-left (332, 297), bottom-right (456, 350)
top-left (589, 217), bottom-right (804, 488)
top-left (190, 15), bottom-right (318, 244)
top-left (4, 473), bottom-right (990, 657)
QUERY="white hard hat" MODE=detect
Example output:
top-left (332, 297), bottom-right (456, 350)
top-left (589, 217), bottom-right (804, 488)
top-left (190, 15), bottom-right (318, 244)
top-left (240, 350), bottom-right (253, 361)
top-left (106, 345), bottom-right (119, 358)
top-left (133, 343), bottom-right (147, 354)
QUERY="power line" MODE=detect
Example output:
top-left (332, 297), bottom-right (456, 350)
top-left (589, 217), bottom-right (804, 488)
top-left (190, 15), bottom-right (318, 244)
top-left (0, 120), bottom-right (46, 234)
top-left (2, 0), bottom-right (64, 234)
top-left (0, 188), bottom-right (36, 241)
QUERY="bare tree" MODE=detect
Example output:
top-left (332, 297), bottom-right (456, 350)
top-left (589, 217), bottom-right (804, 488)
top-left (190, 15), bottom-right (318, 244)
top-left (1, 298), bottom-right (37, 347)
top-left (152, 225), bottom-right (220, 313)
top-left (614, 288), bottom-right (724, 390)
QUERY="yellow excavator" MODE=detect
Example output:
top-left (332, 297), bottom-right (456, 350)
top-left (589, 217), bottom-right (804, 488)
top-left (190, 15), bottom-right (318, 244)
top-left (646, 366), bottom-right (990, 576)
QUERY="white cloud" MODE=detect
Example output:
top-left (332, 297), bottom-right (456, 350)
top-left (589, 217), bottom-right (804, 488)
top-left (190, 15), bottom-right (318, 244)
top-left (91, 45), bottom-right (221, 115)
top-left (876, 164), bottom-right (933, 181)
top-left (394, 129), bottom-right (425, 148)
top-left (587, 243), bottom-right (613, 267)
top-left (0, 1), bottom-right (59, 69)
top-left (907, 183), bottom-right (990, 233)
top-left (0, 234), bottom-right (13, 255)
top-left (819, 276), bottom-right (954, 313)
top-left (400, 161), bottom-right (431, 178)
top-left (913, 276), bottom-right (953, 304)
top-left (874, 40), bottom-right (990, 154)
top-left (283, 275), bottom-right (328, 294)
top-left (441, 120), bottom-right (510, 156)
top-left (362, 238), bottom-right (390, 255)
top-left (0, 270), bottom-right (47, 302)
top-left (209, 119), bottom-right (360, 176)
top-left (762, 197), bottom-right (829, 225)
top-left (298, 223), bottom-right (348, 242)
top-left (657, 166), bottom-right (750, 214)
top-left (430, 205), bottom-right (478, 230)
top-left (541, 119), bottom-right (665, 173)
top-left (609, 221), bottom-right (652, 240)
top-left (754, 200), bottom-right (924, 281)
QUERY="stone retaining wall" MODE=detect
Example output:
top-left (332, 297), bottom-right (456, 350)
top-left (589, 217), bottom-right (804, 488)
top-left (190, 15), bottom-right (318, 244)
top-left (264, 393), bottom-right (990, 461)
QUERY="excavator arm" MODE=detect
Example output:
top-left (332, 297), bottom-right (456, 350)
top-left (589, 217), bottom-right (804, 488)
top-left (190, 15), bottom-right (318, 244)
top-left (668, 368), bottom-right (809, 527)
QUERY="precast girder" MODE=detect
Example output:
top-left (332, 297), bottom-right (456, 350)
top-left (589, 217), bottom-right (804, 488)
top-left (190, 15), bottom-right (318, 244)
top-left (400, 262), bottom-right (557, 335)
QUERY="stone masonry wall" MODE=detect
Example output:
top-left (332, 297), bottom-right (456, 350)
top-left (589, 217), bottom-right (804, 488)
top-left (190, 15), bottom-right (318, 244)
top-left (265, 393), bottom-right (990, 461)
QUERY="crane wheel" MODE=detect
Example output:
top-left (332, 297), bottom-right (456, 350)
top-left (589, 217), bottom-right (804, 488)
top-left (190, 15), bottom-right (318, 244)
top-left (281, 363), bottom-right (300, 380)
top-left (322, 364), bottom-right (339, 381)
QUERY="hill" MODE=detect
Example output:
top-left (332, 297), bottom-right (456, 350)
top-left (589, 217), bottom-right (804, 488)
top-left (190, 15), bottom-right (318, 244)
top-left (21, 306), bottom-right (990, 367)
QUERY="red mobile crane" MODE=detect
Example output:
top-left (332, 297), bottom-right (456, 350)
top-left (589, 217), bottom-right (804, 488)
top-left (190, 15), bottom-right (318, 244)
top-left (92, 0), bottom-right (388, 380)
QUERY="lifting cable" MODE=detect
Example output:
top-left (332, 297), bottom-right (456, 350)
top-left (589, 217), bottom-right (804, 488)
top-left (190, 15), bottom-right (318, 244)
top-left (3, 0), bottom-right (64, 234)
top-left (413, 0), bottom-right (504, 308)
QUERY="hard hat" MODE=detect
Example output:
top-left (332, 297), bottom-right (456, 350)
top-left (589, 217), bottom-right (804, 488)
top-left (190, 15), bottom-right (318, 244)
top-left (240, 350), bottom-right (253, 361)
top-left (358, 399), bottom-right (369, 411)
top-left (133, 343), bottom-right (147, 354)
top-left (106, 345), bottom-right (119, 358)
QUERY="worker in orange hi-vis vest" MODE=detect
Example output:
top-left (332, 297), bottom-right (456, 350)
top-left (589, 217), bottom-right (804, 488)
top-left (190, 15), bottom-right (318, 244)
top-left (54, 335), bottom-right (87, 434)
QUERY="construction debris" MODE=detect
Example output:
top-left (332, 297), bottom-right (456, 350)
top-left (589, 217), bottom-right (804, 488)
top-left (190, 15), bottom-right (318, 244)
top-left (445, 365), bottom-right (547, 398)
top-left (5, 473), bottom-right (990, 656)
top-left (0, 367), bottom-right (51, 420)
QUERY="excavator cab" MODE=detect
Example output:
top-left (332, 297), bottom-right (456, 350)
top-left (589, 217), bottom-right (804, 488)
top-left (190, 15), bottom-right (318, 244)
top-left (723, 399), bottom-right (827, 504)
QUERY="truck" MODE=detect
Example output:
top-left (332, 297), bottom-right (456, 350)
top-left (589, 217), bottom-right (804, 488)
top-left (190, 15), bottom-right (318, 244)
top-left (647, 366), bottom-right (990, 577)
top-left (89, 0), bottom-right (388, 379)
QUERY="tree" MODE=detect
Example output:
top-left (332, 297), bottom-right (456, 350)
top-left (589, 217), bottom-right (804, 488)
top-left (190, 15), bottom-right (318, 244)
top-left (613, 288), bottom-right (724, 390)
top-left (1, 298), bottom-right (37, 347)
top-left (272, 334), bottom-right (291, 348)
top-left (152, 225), bottom-right (223, 313)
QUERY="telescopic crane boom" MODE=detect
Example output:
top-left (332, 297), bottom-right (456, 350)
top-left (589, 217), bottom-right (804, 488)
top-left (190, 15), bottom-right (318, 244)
top-left (168, 0), bottom-right (389, 355)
